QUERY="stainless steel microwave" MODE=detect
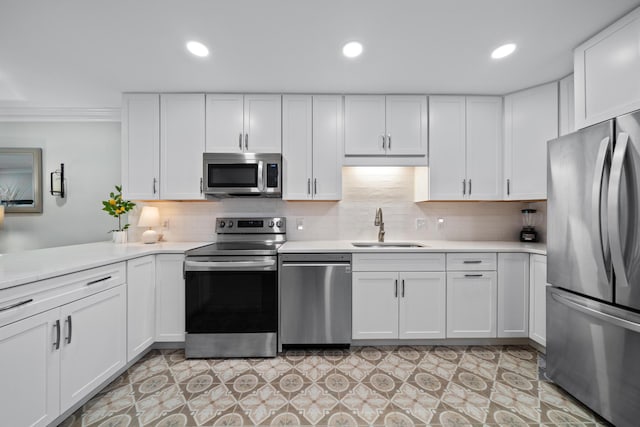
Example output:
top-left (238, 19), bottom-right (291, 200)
top-left (203, 153), bottom-right (281, 198)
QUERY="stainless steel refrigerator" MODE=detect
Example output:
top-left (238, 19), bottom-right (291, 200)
top-left (547, 109), bottom-right (640, 427)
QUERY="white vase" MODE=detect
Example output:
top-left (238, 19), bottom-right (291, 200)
top-left (112, 230), bottom-right (127, 244)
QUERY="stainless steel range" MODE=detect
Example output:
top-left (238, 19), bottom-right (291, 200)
top-left (184, 217), bottom-right (285, 358)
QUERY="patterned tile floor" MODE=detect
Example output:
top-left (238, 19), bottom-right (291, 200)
top-left (59, 345), bottom-right (610, 427)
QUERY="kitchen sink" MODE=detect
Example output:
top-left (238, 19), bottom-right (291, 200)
top-left (351, 242), bottom-right (427, 248)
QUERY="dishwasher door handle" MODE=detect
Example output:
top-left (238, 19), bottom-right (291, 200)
top-left (281, 263), bottom-right (351, 268)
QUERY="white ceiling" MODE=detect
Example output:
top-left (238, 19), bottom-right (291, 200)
top-left (1, 0), bottom-right (639, 109)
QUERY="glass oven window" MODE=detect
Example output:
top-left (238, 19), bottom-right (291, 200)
top-left (207, 164), bottom-right (258, 188)
top-left (186, 270), bottom-right (277, 333)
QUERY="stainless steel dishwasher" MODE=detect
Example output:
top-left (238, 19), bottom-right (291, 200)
top-left (278, 253), bottom-right (352, 351)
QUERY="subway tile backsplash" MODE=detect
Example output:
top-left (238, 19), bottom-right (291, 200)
top-left (128, 168), bottom-right (546, 243)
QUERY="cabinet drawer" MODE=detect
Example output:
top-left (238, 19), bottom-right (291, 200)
top-left (446, 253), bottom-right (497, 271)
top-left (0, 262), bottom-right (126, 328)
top-left (353, 253), bottom-right (445, 272)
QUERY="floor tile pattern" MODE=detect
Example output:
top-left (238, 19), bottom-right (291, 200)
top-left (59, 345), bottom-right (610, 426)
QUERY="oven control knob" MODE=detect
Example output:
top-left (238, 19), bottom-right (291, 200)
top-left (219, 221), bottom-right (226, 228)
top-left (268, 221), bottom-right (274, 227)
top-left (228, 221), bottom-right (233, 227)
top-left (276, 220), bottom-right (282, 228)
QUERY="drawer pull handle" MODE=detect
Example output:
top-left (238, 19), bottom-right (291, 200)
top-left (65, 315), bottom-right (72, 344)
top-left (463, 260), bottom-right (482, 264)
top-left (464, 274), bottom-right (483, 278)
top-left (0, 298), bottom-right (33, 312)
top-left (53, 319), bottom-right (61, 350)
top-left (86, 276), bottom-right (111, 286)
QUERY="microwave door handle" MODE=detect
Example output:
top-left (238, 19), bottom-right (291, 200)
top-left (258, 161), bottom-right (264, 191)
top-left (608, 132), bottom-right (629, 288)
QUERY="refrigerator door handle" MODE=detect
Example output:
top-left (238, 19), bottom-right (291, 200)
top-left (551, 291), bottom-right (640, 333)
top-left (592, 136), bottom-right (611, 281)
top-left (608, 132), bottom-right (629, 288)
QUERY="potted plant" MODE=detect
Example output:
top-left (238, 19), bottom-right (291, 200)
top-left (102, 185), bottom-right (135, 243)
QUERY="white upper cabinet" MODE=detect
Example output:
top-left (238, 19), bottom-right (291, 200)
top-left (504, 82), bottom-right (558, 200)
top-left (282, 95), bottom-right (342, 200)
top-left (206, 94), bottom-right (281, 153)
top-left (559, 74), bottom-right (575, 136)
top-left (385, 96), bottom-right (428, 155)
top-left (160, 94), bottom-right (205, 200)
top-left (122, 94), bottom-right (160, 200)
top-left (344, 95), bottom-right (386, 155)
top-left (122, 93), bottom-right (204, 200)
top-left (344, 95), bottom-right (427, 163)
top-left (429, 96), bottom-right (502, 200)
top-left (575, 7), bottom-right (640, 129)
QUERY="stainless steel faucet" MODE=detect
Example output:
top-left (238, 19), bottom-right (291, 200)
top-left (374, 208), bottom-right (385, 242)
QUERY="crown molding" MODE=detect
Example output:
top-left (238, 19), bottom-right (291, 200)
top-left (0, 107), bottom-right (121, 122)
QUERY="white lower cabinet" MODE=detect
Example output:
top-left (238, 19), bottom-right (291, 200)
top-left (497, 253), bottom-right (530, 337)
top-left (446, 271), bottom-right (497, 338)
top-left (155, 254), bottom-right (185, 342)
top-left (0, 284), bottom-right (126, 426)
top-left (352, 271), bottom-right (446, 340)
top-left (529, 254), bottom-right (549, 346)
top-left (59, 285), bottom-right (127, 412)
top-left (127, 255), bottom-right (156, 361)
top-left (0, 308), bottom-right (60, 427)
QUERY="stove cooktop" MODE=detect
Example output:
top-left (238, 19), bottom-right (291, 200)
top-left (186, 241), bottom-right (283, 257)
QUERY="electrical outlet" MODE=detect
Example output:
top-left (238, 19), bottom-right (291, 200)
top-left (416, 218), bottom-right (426, 230)
top-left (296, 218), bottom-right (305, 230)
top-left (437, 217), bottom-right (445, 230)
top-left (162, 219), bottom-right (170, 229)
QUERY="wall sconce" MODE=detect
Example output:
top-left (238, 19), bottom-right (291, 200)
top-left (50, 163), bottom-right (65, 198)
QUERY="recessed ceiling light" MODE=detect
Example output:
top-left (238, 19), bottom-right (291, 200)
top-left (342, 41), bottom-right (363, 58)
top-left (186, 41), bottom-right (209, 57)
top-left (491, 43), bottom-right (516, 59)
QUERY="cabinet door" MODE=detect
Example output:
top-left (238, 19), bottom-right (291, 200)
top-left (447, 271), bottom-right (497, 338)
top-left (529, 254), bottom-right (549, 346)
top-left (205, 94), bottom-right (244, 153)
top-left (385, 95), bottom-right (427, 156)
top-left (0, 308), bottom-right (60, 427)
top-left (282, 95), bottom-right (313, 200)
top-left (574, 8), bottom-right (640, 129)
top-left (244, 94), bottom-right (282, 153)
top-left (344, 95), bottom-right (386, 155)
top-left (156, 254), bottom-right (185, 342)
top-left (504, 82), bottom-right (558, 200)
top-left (398, 272), bottom-right (446, 339)
top-left (121, 93), bottom-right (160, 200)
top-left (497, 253), bottom-right (529, 337)
top-left (352, 272), bottom-right (398, 339)
top-left (160, 94), bottom-right (205, 200)
top-left (312, 95), bottom-right (343, 200)
top-left (466, 96), bottom-right (503, 200)
top-left (60, 285), bottom-right (126, 413)
top-left (428, 96), bottom-right (466, 200)
top-left (127, 255), bottom-right (156, 361)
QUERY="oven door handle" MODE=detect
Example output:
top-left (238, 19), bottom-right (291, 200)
top-left (184, 259), bottom-right (276, 271)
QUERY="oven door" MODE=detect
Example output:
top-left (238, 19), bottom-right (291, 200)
top-left (184, 256), bottom-right (278, 357)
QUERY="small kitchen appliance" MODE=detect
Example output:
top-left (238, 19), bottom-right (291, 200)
top-left (519, 208), bottom-right (538, 242)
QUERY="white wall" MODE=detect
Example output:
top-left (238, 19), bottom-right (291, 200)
top-left (0, 122), bottom-right (120, 253)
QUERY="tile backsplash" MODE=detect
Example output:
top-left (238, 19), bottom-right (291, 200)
top-left (128, 167), bottom-right (546, 243)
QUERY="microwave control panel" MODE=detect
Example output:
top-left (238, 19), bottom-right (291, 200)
top-left (266, 163), bottom-right (279, 188)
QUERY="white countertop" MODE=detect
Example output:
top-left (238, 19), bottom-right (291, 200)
top-left (279, 240), bottom-right (547, 255)
top-left (0, 241), bottom-right (210, 291)
top-left (0, 239), bottom-right (546, 291)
